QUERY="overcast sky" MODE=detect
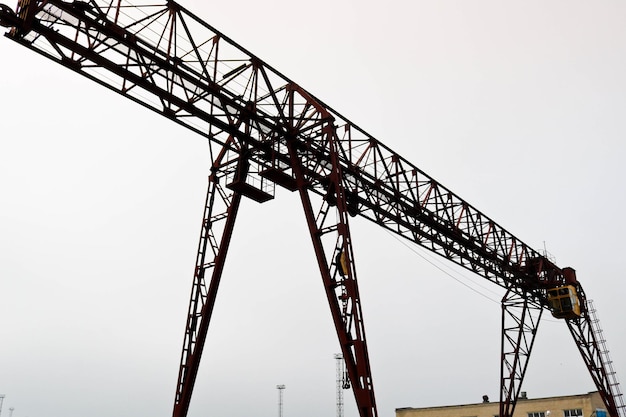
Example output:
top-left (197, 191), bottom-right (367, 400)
top-left (1, 1), bottom-right (625, 417)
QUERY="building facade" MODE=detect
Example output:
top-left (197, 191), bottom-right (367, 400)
top-left (396, 391), bottom-right (607, 417)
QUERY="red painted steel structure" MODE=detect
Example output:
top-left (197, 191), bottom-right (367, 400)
top-left (0, 1), bottom-right (623, 417)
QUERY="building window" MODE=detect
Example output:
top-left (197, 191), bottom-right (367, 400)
top-left (528, 412), bottom-right (546, 417)
top-left (564, 409), bottom-right (583, 417)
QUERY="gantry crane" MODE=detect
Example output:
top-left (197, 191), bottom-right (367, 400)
top-left (0, 1), bottom-right (624, 417)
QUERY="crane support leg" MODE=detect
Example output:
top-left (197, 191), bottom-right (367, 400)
top-left (500, 290), bottom-right (543, 417)
top-left (566, 304), bottom-right (624, 417)
top-left (286, 123), bottom-right (378, 417)
top-left (172, 141), bottom-right (246, 417)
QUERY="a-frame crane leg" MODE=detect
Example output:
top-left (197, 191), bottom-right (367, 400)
top-left (566, 306), bottom-right (622, 417)
top-left (500, 290), bottom-right (543, 417)
top-left (172, 141), bottom-right (245, 417)
top-left (286, 126), bottom-right (378, 417)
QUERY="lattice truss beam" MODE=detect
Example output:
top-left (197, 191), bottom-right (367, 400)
top-left (286, 121), bottom-right (378, 417)
top-left (7, 0), bottom-right (570, 303)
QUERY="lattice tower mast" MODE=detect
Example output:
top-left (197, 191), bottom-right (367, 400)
top-left (335, 353), bottom-right (346, 417)
top-left (0, 2), bottom-right (623, 417)
top-left (277, 385), bottom-right (285, 417)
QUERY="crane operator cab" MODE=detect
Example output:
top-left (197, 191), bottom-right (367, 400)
top-left (547, 285), bottom-right (581, 319)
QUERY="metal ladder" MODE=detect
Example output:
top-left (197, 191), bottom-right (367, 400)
top-left (588, 299), bottom-right (626, 417)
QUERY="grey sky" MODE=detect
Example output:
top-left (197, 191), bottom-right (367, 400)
top-left (1, 1), bottom-right (625, 417)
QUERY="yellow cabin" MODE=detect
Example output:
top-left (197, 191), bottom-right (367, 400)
top-left (547, 285), bottom-right (581, 319)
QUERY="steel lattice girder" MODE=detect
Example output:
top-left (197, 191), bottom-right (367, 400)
top-left (5, 0), bottom-right (568, 298)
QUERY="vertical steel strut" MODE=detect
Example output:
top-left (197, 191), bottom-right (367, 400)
top-left (173, 134), bottom-right (248, 417)
top-left (285, 107), bottom-right (377, 416)
top-left (500, 290), bottom-right (543, 417)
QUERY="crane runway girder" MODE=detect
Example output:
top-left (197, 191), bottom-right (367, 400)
top-left (1, 1), bottom-right (624, 417)
top-left (0, 0), bottom-right (564, 296)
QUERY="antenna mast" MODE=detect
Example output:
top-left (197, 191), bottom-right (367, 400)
top-left (335, 354), bottom-right (344, 417)
top-left (277, 384), bottom-right (286, 417)
top-left (335, 353), bottom-right (350, 417)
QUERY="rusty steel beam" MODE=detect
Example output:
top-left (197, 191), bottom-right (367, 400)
top-left (500, 290), bottom-right (544, 417)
